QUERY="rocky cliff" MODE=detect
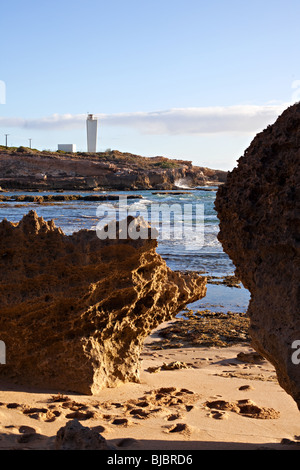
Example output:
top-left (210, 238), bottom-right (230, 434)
top-left (0, 211), bottom-right (206, 394)
top-left (0, 147), bottom-right (226, 191)
top-left (215, 103), bottom-right (300, 409)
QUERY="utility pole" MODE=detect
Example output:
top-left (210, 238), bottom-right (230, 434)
top-left (4, 134), bottom-right (9, 148)
top-left (29, 138), bottom-right (32, 149)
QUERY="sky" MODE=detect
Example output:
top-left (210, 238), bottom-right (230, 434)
top-left (1, 0), bottom-right (300, 170)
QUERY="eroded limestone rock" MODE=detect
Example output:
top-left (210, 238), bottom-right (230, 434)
top-left (0, 211), bottom-right (206, 394)
top-left (55, 419), bottom-right (109, 450)
top-left (215, 103), bottom-right (300, 409)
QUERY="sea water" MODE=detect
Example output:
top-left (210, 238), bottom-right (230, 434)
top-left (0, 189), bottom-right (250, 313)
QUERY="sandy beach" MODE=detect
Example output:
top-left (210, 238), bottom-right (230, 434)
top-left (0, 319), bottom-right (298, 451)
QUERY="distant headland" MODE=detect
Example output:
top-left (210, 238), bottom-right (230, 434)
top-left (0, 146), bottom-right (227, 191)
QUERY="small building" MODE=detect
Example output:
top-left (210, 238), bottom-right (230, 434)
top-left (58, 144), bottom-right (76, 153)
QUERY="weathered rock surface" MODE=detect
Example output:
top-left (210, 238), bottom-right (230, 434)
top-left (0, 211), bottom-right (206, 394)
top-left (215, 103), bottom-right (300, 409)
top-left (55, 419), bottom-right (109, 450)
top-left (0, 147), bottom-right (226, 190)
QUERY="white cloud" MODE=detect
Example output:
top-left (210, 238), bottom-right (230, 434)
top-left (0, 113), bottom-right (85, 130)
top-left (0, 104), bottom-right (288, 135)
top-left (99, 105), bottom-right (288, 135)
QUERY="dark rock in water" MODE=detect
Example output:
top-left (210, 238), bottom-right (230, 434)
top-left (0, 210), bottom-right (206, 394)
top-left (215, 103), bottom-right (300, 409)
top-left (0, 193), bottom-right (143, 202)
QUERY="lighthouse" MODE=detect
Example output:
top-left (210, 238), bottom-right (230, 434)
top-left (86, 114), bottom-right (98, 152)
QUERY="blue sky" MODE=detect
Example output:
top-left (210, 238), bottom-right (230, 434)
top-left (1, 0), bottom-right (300, 169)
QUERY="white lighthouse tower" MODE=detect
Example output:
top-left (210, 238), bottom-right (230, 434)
top-left (86, 114), bottom-right (98, 152)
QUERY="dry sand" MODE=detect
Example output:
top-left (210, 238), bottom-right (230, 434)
top-left (0, 320), bottom-right (299, 451)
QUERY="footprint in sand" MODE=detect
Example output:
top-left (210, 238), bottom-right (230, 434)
top-left (124, 387), bottom-right (200, 422)
top-left (1, 395), bottom-right (99, 424)
top-left (99, 387), bottom-right (199, 427)
top-left (146, 361), bottom-right (191, 373)
top-left (129, 408), bottom-right (150, 419)
top-left (100, 413), bottom-right (113, 421)
top-left (49, 394), bottom-right (70, 404)
top-left (165, 423), bottom-right (191, 435)
top-left (111, 418), bottom-right (130, 427)
top-left (5, 403), bottom-right (22, 410)
top-left (143, 387), bottom-right (199, 409)
top-left (54, 397), bottom-right (98, 421)
top-left (185, 405), bottom-right (194, 412)
top-left (237, 399), bottom-right (280, 419)
top-left (22, 406), bottom-right (61, 422)
top-left (165, 413), bottom-right (182, 421)
top-left (208, 410), bottom-right (229, 420)
top-left (238, 385), bottom-right (255, 392)
top-left (65, 410), bottom-right (95, 420)
top-left (204, 398), bottom-right (280, 419)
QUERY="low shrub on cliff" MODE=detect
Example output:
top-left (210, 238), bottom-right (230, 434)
top-left (153, 161), bottom-right (179, 168)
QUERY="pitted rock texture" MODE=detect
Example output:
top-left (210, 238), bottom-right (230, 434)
top-left (215, 103), bottom-right (300, 409)
top-left (55, 419), bottom-right (109, 450)
top-left (0, 211), bottom-right (206, 394)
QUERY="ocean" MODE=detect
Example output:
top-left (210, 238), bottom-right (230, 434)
top-left (0, 188), bottom-right (250, 314)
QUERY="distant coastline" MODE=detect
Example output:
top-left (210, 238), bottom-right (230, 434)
top-left (0, 146), bottom-right (227, 192)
